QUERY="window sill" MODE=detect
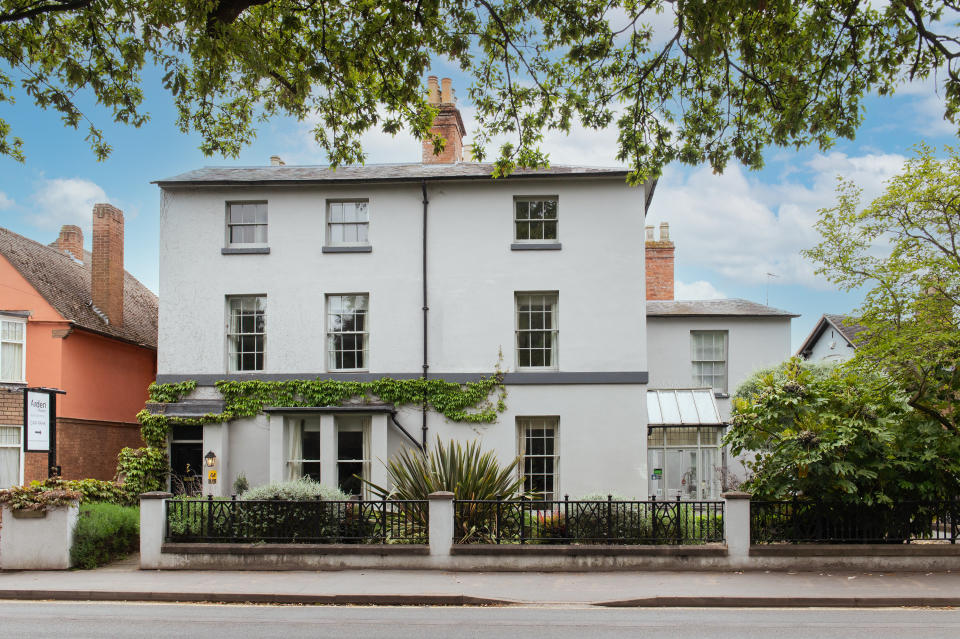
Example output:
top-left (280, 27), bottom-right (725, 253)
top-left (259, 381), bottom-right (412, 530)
top-left (222, 247), bottom-right (271, 255)
top-left (322, 246), bottom-right (372, 253)
top-left (714, 392), bottom-right (730, 399)
top-left (511, 242), bottom-right (562, 251)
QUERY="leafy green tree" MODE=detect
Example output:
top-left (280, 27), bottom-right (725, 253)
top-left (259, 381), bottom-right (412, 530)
top-left (805, 144), bottom-right (960, 435)
top-left (726, 358), bottom-right (960, 504)
top-left (4, 1), bottom-right (960, 180)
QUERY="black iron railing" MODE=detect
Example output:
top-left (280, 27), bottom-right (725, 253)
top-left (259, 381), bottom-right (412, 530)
top-left (165, 496), bottom-right (428, 544)
top-left (453, 495), bottom-right (724, 544)
top-left (751, 499), bottom-right (960, 544)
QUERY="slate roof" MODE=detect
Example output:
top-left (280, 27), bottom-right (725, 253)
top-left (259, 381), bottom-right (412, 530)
top-left (646, 299), bottom-right (798, 318)
top-left (0, 226), bottom-right (158, 349)
top-left (154, 162), bottom-right (630, 187)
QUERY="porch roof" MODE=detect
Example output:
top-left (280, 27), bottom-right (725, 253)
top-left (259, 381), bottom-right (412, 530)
top-left (647, 389), bottom-right (724, 426)
top-left (262, 404), bottom-right (396, 414)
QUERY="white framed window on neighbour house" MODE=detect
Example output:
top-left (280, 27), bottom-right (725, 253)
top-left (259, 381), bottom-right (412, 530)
top-left (327, 200), bottom-right (370, 246)
top-left (0, 318), bottom-right (26, 383)
top-left (516, 292), bottom-right (558, 369)
top-left (327, 294), bottom-right (369, 371)
top-left (227, 296), bottom-right (265, 372)
top-left (514, 197), bottom-right (558, 242)
top-left (0, 424), bottom-right (23, 489)
top-left (691, 330), bottom-right (728, 394)
top-left (518, 417), bottom-right (558, 501)
top-left (225, 202), bottom-right (268, 246)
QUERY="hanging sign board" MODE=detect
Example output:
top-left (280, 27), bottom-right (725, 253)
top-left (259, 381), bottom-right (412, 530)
top-left (24, 390), bottom-right (52, 452)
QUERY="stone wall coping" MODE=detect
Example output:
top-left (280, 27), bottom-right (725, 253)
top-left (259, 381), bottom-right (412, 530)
top-left (721, 491), bottom-right (753, 500)
top-left (140, 492), bottom-right (174, 500)
top-left (451, 544), bottom-right (727, 557)
top-left (427, 491), bottom-right (455, 500)
top-left (162, 543), bottom-right (429, 556)
top-left (750, 544), bottom-right (960, 557)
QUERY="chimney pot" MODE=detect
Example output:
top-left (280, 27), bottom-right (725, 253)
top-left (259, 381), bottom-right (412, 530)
top-left (55, 225), bottom-right (84, 260)
top-left (645, 225), bottom-right (655, 241)
top-left (91, 203), bottom-right (124, 326)
top-left (270, 155), bottom-right (285, 166)
top-left (441, 78), bottom-right (453, 103)
top-left (659, 221), bottom-right (670, 241)
top-left (427, 76), bottom-right (440, 105)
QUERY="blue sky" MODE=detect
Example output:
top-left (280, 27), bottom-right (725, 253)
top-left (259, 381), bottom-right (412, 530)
top-left (0, 59), bottom-right (955, 351)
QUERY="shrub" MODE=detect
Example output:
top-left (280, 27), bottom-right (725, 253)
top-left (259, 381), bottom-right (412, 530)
top-left (116, 446), bottom-right (169, 497)
top-left (232, 472), bottom-right (249, 495)
top-left (70, 503), bottom-right (139, 569)
top-left (239, 478), bottom-right (348, 502)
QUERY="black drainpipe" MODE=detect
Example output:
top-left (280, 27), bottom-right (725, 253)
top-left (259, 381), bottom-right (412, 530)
top-left (420, 180), bottom-right (430, 449)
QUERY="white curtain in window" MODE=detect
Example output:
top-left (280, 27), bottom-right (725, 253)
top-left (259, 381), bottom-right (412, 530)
top-left (1, 342), bottom-right (22, 381)
top-left (287, 420), bottom-right (303, 481)
top-left (0, 447), bottom-right (20, 488)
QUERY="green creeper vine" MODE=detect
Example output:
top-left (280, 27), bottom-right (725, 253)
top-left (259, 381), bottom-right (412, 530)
top-left (136, 368), bottom-right (507, 449)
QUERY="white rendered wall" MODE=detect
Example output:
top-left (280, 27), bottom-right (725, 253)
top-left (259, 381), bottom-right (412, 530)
top-left (646, 316), bottom-right (792, 420)
top-left (158, 178), bottom-right (647, 376)
top-left (0, 503), bottom-right (78, 569)
top-left (804, 329), bottom-right (856, 363)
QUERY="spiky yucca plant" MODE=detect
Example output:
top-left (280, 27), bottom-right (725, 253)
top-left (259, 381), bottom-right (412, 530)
top-left (363, 437), bottom-right (525, 541)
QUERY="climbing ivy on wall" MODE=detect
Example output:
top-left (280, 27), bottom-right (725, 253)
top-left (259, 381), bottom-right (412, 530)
top-left (136, 372), bottom-right (508, 448)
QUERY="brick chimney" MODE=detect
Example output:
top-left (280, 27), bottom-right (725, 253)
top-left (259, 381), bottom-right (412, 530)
top-left (645, 222), bottom-right (674, 301)
top-left (54, 225), bottom-right (83, 260)
top-left (422, 76), bottom-right (467, 164)
top-left (91, 203), bottom-right (124, 326)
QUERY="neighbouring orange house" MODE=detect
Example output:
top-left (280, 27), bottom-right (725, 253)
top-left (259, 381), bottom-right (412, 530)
top-left (0, 204), bottom-right (157, 487)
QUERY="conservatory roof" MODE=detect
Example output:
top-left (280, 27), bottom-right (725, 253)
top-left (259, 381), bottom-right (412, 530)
top-left (647, 389), bottom-right (725, 426)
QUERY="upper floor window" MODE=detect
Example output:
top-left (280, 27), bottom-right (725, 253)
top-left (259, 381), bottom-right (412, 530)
top-left (514, 197), bottom-right (558, 242)
top-left (516, 292), bottom-right (558, 369)
top-left (327, 294), bottom-right (369, 371)
top-left (691, 330), bottom-right (727, 394)
top-left (226, 202), bottom-right (268, 246)
top-left (227, 296), bottom-right (265, 372)
top-left (327, 200), bottom-right (369, 246)
top-left (0, 319), bottom-right (25, 383)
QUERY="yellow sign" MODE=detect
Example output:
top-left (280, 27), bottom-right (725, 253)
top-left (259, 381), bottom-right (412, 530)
top-left (207, 470), bottom-right (218, 484)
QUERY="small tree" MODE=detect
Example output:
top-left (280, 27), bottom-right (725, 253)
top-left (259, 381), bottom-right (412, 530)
top-left (726, 358), bottom-right (960, 505)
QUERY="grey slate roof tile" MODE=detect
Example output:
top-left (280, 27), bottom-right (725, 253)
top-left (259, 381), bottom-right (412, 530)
top-left (0, 226), bottom-right (158, 349)
top-left (646, 298), bottom-right (798, 317)
top-left (154, 162), bottom-right (630, 186)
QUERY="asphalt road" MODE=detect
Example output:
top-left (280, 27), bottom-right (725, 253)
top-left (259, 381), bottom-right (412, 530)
top-left (0, 602), bottom-right (958, 639)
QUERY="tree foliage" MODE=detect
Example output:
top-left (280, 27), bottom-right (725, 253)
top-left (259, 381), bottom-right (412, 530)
top-left (4, 1), bottom-right (960, 180)
top-left (805, 144), bottom-right (960, 435)
top-left (726, 359), bottom-right (960, 504)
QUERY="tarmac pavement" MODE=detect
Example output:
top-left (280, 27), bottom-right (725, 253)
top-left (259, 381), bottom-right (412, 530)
top-left (0, 555), bottom-right (958, 607)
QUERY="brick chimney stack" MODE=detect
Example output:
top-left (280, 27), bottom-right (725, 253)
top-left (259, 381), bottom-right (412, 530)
top-left (645, 222), bottom-right (675, 301)
top-left (55, 225), bottom-right (84, 260)
top-left (91, 203), bottom-right (124, 326)
top-left (422, 76), bottom-right (467, 164)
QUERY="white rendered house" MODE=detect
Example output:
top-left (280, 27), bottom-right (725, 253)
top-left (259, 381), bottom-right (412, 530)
top-left (152, 78), bottom-right (659, 499)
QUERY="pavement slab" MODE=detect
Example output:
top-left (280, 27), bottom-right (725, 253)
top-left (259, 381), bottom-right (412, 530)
top-left (0, 558), bottom-right (958, 607)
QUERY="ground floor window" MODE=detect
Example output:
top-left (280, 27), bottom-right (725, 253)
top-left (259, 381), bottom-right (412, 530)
top-left (287, 419), bottom-right (322, 482)
top-left (647, 426), bottom-right (724, 500)
top-left (0, 425), bottom-right (22, 488)
top-left (518, 417), bottom-right (558, 501)
top-left (336, 416), bottom-right (370, 497)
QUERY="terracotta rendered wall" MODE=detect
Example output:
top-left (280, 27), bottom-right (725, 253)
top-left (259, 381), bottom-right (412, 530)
top-left (59, 330), bottom-right (156, 424)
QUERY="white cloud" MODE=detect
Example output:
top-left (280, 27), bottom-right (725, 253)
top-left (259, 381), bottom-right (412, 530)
top-left (648, 151), bottom-right (906, 287)
top-left (675, 280), bottom-right (726, 300)
top-left (27, 178), bottom-right (108, 233)
top-left (0, 192), bottom-right (13, 210)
